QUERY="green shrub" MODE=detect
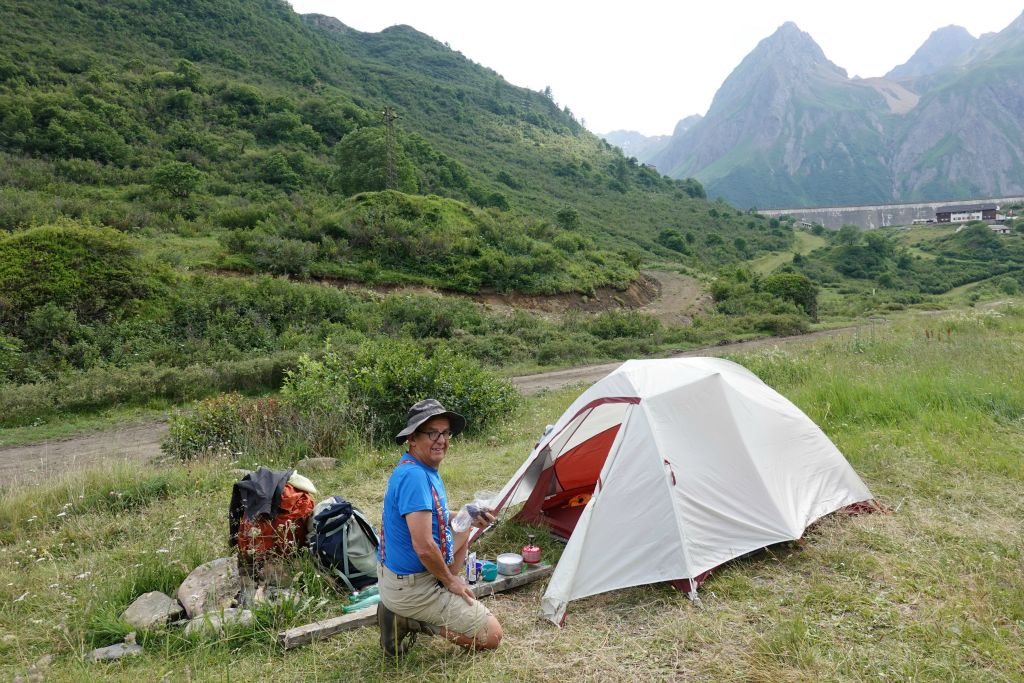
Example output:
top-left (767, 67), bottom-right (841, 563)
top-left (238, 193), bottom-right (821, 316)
top-left (347, 339), bottom-right (520, 442)
top-left (585, 310), bottom-right (661, 340)
top-left (748, 313), bottom-right (810, 336)
top-left (0, 353), bottom-right (298, 427)
top-left (279, 349), bottom-right (353, 457)
top-left (0, 221), bottom-right (156, 331)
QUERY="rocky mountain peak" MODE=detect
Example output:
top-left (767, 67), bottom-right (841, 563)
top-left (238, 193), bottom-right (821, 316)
top-left (886, 25), bottom-right (976, 82)
top-left (755, 22), bottom-right (845, 77)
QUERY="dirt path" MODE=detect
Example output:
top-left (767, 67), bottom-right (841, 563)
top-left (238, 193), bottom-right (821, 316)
top-left (638, 269), bottom-right (711, 325)
top-left (0, 421), bottom-right (168, 488)
top-left (511, 325), bottom-right (859, 395)
top-left (0, 325), bottom-right (866, 488)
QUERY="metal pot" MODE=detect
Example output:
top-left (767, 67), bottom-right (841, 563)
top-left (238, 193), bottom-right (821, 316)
top-left (496, 552), bottom-right (523, 576)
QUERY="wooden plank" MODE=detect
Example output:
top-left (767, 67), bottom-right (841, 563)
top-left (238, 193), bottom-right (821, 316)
top-left (278, 608), bottom-right (378, 649)
top-left (278, 562), bottom-right (552, 649)
top-left (472, 562), bottom-right (553, 598)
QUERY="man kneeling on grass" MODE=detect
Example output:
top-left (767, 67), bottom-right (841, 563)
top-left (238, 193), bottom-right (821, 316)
top-left (376, 399), bottom-right (503, 656)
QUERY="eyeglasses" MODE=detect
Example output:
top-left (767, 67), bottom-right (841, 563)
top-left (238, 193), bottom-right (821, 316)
top-left (417, 429), bottom-right (453, 443)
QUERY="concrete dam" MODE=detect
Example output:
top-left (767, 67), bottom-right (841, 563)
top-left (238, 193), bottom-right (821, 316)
top-left (758, 196), bottom-right (1024, 230)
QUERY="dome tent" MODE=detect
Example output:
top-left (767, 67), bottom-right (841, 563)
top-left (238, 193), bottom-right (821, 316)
top-left (484, 357), bottom-right (873, 625)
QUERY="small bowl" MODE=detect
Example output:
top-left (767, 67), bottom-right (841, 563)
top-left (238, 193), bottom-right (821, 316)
top-left (496, 552), bottom-right (523, 576)
top-left (480, 561), bottom-right (498, 581)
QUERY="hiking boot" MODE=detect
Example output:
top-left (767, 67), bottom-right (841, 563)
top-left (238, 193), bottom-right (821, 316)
top-left (377, 603), bottom-right (416, 656)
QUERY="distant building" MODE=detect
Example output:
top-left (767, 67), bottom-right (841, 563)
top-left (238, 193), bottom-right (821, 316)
top-left (990, 225), bottom-right (1011, 235)
top-left (935, 204), bottom-right (998, 223)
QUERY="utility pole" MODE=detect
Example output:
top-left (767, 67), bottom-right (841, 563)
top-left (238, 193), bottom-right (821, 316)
top-left (382, 107), bottom-right (398, 190)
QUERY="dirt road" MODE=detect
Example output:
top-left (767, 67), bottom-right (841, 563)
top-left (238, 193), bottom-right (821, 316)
top-left (0, 326), bottom-right (865, 487)
top-left (511, 325), bottom-right (858, 395)
top-left (0, 421), bottom-right (168, 488)
top-left (0, 266), bottom-right (873, 487)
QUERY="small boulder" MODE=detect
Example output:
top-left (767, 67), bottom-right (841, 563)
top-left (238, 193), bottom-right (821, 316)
top-left (296, 457), bottom-right (337, 471)
top-left (176, 556), bottom-right (240, 619)
top-left (89, 642), bottom-right (143, 661)
top-left (121, 591), bottom-right (184, 630)
top-left (184, 608), bottom-right (253, 636)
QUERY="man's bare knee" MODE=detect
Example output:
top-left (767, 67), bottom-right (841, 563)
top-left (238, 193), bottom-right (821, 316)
top-left (476, 615), bottom-right (502, 649)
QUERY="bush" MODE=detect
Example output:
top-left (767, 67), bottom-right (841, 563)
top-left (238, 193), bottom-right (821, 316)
top-left (163, 393), bottom-right (295, 462)
top-left (0, 353), bottom-right (298, 427)
top-left (150, 161), bottom-right (204, 197)
top-left (0, 221), bottom-right (156, 332)
top-left (347, 339), bottom-right (520, 442)
top-left (749, 313), bottom-right (810, 336)
top-left (163, 392), bottom-right (249, 460)
top-left (279, 349), bottom-right (353, 457)
top-left (585, 310), bottom-right (661, 340)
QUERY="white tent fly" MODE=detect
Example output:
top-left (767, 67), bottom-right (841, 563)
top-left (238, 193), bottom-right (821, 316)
top-left (486, 357), bottom-right (873, 625)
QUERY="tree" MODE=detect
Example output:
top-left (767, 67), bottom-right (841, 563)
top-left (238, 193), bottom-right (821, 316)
top-left (150, 161), bottom-right (203, 197)
top-left (837, 224), bottom-right (861, 245)
top-left (763, 272), bottom-right (819, 320)
top-left (555, 206), bottom-right (581, 230)
top-left (174, 59), bottom-right (203, 91)
top-left (333, 127), bottom-right (416, 196)
top-left (260, 152), bottom-right (300, 190)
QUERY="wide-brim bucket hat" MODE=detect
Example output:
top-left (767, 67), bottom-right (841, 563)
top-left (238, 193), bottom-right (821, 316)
top-left (395, 398), bottom-right (467, 444)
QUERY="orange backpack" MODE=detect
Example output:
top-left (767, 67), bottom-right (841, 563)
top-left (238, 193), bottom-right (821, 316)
top-left (237, 483), bottom-right (316, 559)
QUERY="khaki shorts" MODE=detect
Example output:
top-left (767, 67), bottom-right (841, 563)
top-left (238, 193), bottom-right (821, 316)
top-left (378, 563), bottom-right (491, 637)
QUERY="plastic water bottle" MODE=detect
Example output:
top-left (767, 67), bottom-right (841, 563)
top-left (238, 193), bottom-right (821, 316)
top-left (451, 503), bottom-right (481, 533)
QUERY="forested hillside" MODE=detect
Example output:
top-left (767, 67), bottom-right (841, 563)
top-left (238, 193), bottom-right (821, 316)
top-left (0, 0), bottom-right (809, 425)
top-left (0, 0), bottom-right (790, 279)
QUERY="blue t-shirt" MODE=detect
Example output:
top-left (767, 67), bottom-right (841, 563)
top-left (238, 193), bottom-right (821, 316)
top-left (379, 453), bottom-right (453, 575)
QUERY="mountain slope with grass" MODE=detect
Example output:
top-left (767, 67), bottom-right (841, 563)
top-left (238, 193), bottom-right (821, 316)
top-left (0, 0), bottom-right (791, 279)
top-left (0, 0), bottom-right (815, 423)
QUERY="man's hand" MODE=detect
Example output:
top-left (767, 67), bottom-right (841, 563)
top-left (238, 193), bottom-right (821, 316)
top-left (471, 509), bottom-right (495, 530)
top-left (444, 574), bottom-right (476, 605)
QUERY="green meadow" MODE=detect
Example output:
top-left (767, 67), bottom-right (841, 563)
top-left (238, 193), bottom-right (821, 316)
top-left (2, 305), bottom-right (1022, 681)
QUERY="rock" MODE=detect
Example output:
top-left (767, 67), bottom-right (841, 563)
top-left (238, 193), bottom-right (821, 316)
top-left (295, 457), bottom-right (336, 471)
top-left (90, 642), bottom-right (143, 661)
top-left (258, 556), bottom-right (293, 587)
top-left (121, 591), bottom-right (184, 630)
top-left (176, 556), bottom-right (240, 619)
top-left (184, 608), bottom-right (253, 636)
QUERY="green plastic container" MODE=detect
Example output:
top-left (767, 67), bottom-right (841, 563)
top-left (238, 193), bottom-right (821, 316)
top-left (343, 593), bottom-right (381, 613)
top-left (480, 561), bottom-right (498, 582)
top-left (348, 585), bottom-right (379, 603)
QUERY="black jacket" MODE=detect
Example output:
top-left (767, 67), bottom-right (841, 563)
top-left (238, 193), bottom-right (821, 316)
top-left (228, 467), bottom-right (294, 547)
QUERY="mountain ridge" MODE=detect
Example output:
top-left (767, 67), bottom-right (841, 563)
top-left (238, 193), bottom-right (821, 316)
top-left (640, 13), bottom-right (1024, 208)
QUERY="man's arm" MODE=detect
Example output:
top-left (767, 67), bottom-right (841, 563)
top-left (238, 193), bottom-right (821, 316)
top-left (406, 510), bottom-right (475, 605)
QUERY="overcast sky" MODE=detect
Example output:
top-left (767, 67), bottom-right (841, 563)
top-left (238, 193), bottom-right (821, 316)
top-left (288, 1), bottom-right (1022, 137)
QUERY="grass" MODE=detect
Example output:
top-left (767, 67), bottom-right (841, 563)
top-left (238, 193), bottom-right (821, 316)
top-left (3, 307), bottom-right (1024, 680)
top-left (747, 231), bottom-right (826, 275)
